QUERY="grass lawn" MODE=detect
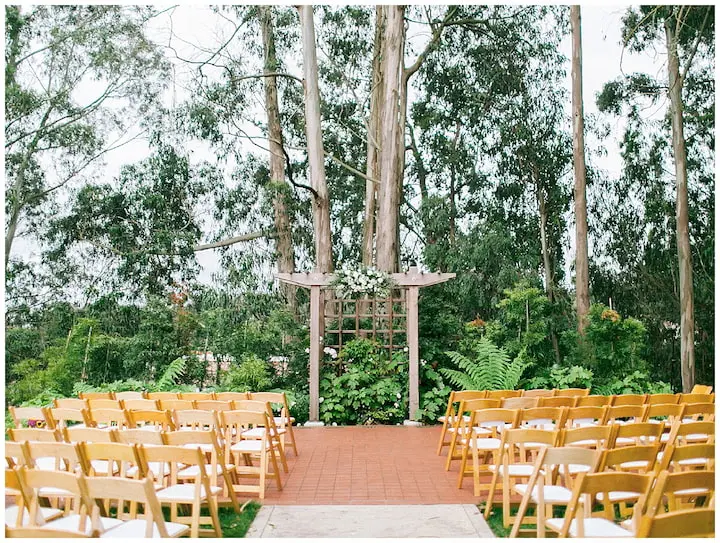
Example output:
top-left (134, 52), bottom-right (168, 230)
top-left (164, 501), bottom-right (261, 538)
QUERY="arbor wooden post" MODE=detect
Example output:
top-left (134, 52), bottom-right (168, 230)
top-left (407, 286), bottom-right (420, 421)
top-left (309, 285), bottom-right (322, 422)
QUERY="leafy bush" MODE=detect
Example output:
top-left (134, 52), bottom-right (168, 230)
top-left (417, 362), bottom-right (451, 424)
top-left (319, 339), bottom-right (407, 425)
top-left (220, 354), bottom-right (273, 392)
top-left (440, 337), bottom-right (531, 391)
top-left (526, 364), bottom-right (594, 390)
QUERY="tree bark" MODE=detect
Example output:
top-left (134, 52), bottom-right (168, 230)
top-left (261, 7), bottom-right (296, 310)
top-left (299, 5), bottom-right (333, 273)
top-left (664, 16), bottom-right (695, 392)
top-left (375, 5), bottom-right (404, 273)
top-left (570, 5), bottom-right (590, 333)
top-left (361, 6), bottom-right (384, 267)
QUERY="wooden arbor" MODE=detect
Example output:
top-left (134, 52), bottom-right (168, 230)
top-left (276, 267), bottom-right (455, 424)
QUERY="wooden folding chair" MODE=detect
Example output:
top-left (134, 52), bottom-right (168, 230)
top-left (575, 394), bottom-right (611, 407)
top-left (79, 392), bottom-right (114, 401)
top-left (9, 407), bottom-right (55, 430)
top-left (486, 389), bottom-right (522, 400)
top-left (645, 469), bottom-right (714, 515)
top-left (216, 391), bottom-right (250, 402)
top-left (15, 466), bottom-right (121, 535)
top-left (172, 409), bottom-right (220, 431)
top-left (146, 391), bottom-right (179, 401)
top-left (5, 441), bottom-right (26, 468)
top-left (86, 408), bottom-right (130, 430)
top-left (87, 399), bottom-right (122, 410)
top-left (647, 393), bottom-right (679, 405)
top-left (681, 402), bottom-right (715, 422)
top-left (522, 389), bottom-right (555, 398)
top-left (501, 396), bottom-right (539, 409)
top-left (48, 408), bottom-right (90, 430)
top-left (564, 405), bottom-right (607, 428)
top-left (538, 396), bottom-right (577, 408)
top-left (121, 399), bottom-right (159, 411)
top-left (611, 393), bottom-right (647, 406)
top-left (140, 445), bottom-right (224, 537)
top-left (159, 399), bottom-right (194, 412)
top-left (560, 424), bottom-right (614, 451)
top-left (656, 442), bottom-right (715, 473)
top-left (665, 420), bottom-right (715, 447)
top-left (53, 398), bottom-right (88, 410)
top-left (79, 474), bottom-right (189, 537)
top-left (114, 391), bottom-right (145, 401)
top-left (5, 525), bottom-right (100, 538)
top-left (179, 392), bottom-right (216, 401)
top-left (636, 508), bottom-right (715, 538)
top-left (544, 471), bottom-right (653, 538)
top-left (518, 407), bottom-right (567, 430)
top-left (602, 404), bottom-right (648, 425)
top-left (160, 429), bottom-right (241, 511)
top-left (612, 421), bottom-right (664, 447)
top-left (435, 390), bottom-right (486, 455)
top-left (554, 388), bottom-right (590, 397)
top-left (679, 393), bottom-right (714, 404)
top-left (248, 391), bottom-right (299, 456)
top-left (444, 398), bottom-right (502, 470)
top-left (509, 446), bottom-right (602, 537)
top-left (232, 401), bottom-right (289, 472)
top-left (646, 403), bottom-right (686, 431)
top-left (219, 410), bottom-right (282, 500)
top-left (126, 409), bottom-right (175, 432)
top-left (7, 428), bottom-right (60, 443)
top-left (195, 400), bottom-right (233, 412)
top-left (5, 467), bottom-right (63, 528)
top-left (598, 445), bottom-right (660, 518)
top-left (21, 441), bottom-right (83, 477)
top-left (484, 427), bottom-right (559, 527)
top-left (457, 408), bottom-right (519, 495)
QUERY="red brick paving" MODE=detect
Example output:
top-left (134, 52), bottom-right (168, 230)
top-left (261, 425), bottom-right (482, 505)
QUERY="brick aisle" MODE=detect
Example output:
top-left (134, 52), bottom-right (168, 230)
top-left (261, 425), bottom-right (482, 505)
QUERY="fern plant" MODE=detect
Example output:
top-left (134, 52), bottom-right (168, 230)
top-left (155, 358), bottom-right (187, 391)
top-left (440, 338), bottom-right (531, 390)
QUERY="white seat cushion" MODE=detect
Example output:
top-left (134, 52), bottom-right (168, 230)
top-left (178, 464), bottom-right (227, 478)
top-left (34, 457), bottom-right (58, 471)
top-left (613, 437), bottom-right (636, 445)
top-left (230, 440), bottom-right (263, 453)
top-left (596, 491), bottom-right (641, 501)
top-left (155, 483), bottom-right (221, 502)
top-left (488, 464), bottom-right (535, 476)
top-left (438, 415), bottom-right (470, 423)
top-left (45, 513), bottom-right (124, 534)
top-left (127, 461), bottom-right (167, 478)
top-left (4, 505), bottom-right (63, 527)
top-left (181, 443), bottom-right (214, 453)
top-left (101, 519), bottom-right (189, 538)
top-left (460, 437), bottom-right (501, 450)
top-left (673, 487), bottom-right (710, 496)
top-left (677, 457), bottom-right (711, 466)
top-left (242, 427), bottom-right (285, 439)
top-left (567, 439), bottom-right (600, 447)
top-left (38, 486), bottom-right (75, 498)
top-left (514, 483), bottom-right (572, 504)
top-left (546, 517), bottom-right (634, 537)
top-left (573, 420), bottom-right (599, 427)
top-left (618, 460), bottom-right (649, 469)
top-left (557, 463), bottom-right (591, 474)
top-left (273, 416), bottom-right (295, 425)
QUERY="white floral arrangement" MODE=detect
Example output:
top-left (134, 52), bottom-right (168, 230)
top-left (330, 264), bottom-right (395, 300)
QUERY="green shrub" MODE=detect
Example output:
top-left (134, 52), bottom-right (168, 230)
top-left (220, 354), bottom-right (272, 392)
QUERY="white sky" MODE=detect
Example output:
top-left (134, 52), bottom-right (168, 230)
top-left (11, 4), bottom-right (672, 289)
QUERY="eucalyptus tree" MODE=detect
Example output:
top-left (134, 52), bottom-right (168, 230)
top-left (5, 5), bottom-right (168, 269)
top-left (597, 6), bottom-right (714, 390)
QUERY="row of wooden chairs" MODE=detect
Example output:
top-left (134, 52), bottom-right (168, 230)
top-left (78, 390), bottom-right (272, 402)
top-left (501, 441), bottom-right (714, 537)
top-left (7, 408), bottom-right (287, 500)
top-left (438, 397), bottom-right (715, 456)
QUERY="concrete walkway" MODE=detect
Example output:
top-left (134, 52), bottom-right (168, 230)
top-left (246, 504), bottom-right (495, 538)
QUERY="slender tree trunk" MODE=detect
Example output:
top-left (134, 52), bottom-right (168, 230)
top-left (665, 17), bottom-right (695, 393)
top-left (375, 6), bottom-right (404, 272)
top-left (299, 5), bottom-right (333, 273)
top-left (361, 6), bottom-right (384, 267)
top-left (570, 5), bottom-right (590, 333)
top-left (261, 7), bottom-right (296, 310)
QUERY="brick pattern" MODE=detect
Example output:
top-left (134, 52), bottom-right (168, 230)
top-left (262, 426), bottom-right (479, 505)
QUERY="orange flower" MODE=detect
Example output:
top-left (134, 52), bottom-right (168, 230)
top-left (601, 309), bottom-right (620, 322)
top-left (469, 316), bottom-right (486, 328)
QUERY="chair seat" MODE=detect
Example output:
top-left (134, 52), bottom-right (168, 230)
top-left (521, 420), bottom-right (554, 429)
top-left (101, 519), bottom-right (190, 538)
top-left (181, 443), bottom-right (214, 453)
top-left (460, 437), bottom-right (501, 450)
top-left (88, 459), bottom-right (111, 475)
top-left (572, 420), bottom-right (600, 427)
top-left (566, 439), bottom-right (601, 447)
top-left (4, 505), bottom-right (63, 527)
top-left (155, 483), bottom-right (222, 502)
top-left (438, 415), bottom-right (470, 423)
top-left (673, 487), bottom-right (711, 497)
top-left (488, 464), bottom-right (535, 476)
top-left (596, 490), bottom-right (641, 502)
top-left (45, 513), bottom-right (124, 534)
top-left (230, 440), bottom-right (264, 453)
top-left (273, 416), bottom-right (295, 426)
top-left (38, 486), bottom-right (75, 498)
top-left (514, 483), bottom-right (572, 504)
top-left (677, 457), bottom-right (711, 466)
top-left (546, 517), bottom-right (634, 537)
top-left (613, 437), bottom-right (638, 445)
top-left (178, 464), bottom-right (232, 478)
top-left (242, 427), bottom-right (286, 439)
top-left (618, 460), bottom-right (649, 469)
top-left (557, 463), bottom-right (591, 474)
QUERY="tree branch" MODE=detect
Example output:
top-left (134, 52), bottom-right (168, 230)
top-left (403, 5), bottom-right (459, 80)
top-left (193, 230), bottom-right (274, 251)
top-left (679, 6), bottom-right (711, 83)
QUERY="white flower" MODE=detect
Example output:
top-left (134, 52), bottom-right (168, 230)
top-left (403, 346), bottom-right (409, 352)
top-left (319, 397), bottom-right (324, 403)
top-left (305, 348), bottom-right (310, 354)
top-left (394, 402), bottom-right (399, 408)
top-left (396, 392), bottom-right (402, 399)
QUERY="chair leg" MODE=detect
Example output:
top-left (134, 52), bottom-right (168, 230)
top-left (275, 435), bottom-right (289, 473)
top-left (436, 419), bottom-right (449, 455)
top-left (208, 496), bottom-right (223, 538)
top-left (472, 443), bottom-right (481, 496)
top-left (285, 422), bottom-right (298, 456)
top-left (484, 462), bottom-right (500, 518)
top-left (268, 443), bottom-right (282, 491)
top-left (457, 439), bottom-right (470, 489)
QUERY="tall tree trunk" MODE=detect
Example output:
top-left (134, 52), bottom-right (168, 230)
top-left (261, 7), bottom-right (296, 311)
top-left (299, 5), bottom-right (333, 273)
top-left (361, 6), bottom-right (384, 267)
top-left (664, 16), bottom-right (695, 393)
top-left (570, 5), bottom-right (590, 333)
top-left (375, 6), bottom-right (404, 272)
